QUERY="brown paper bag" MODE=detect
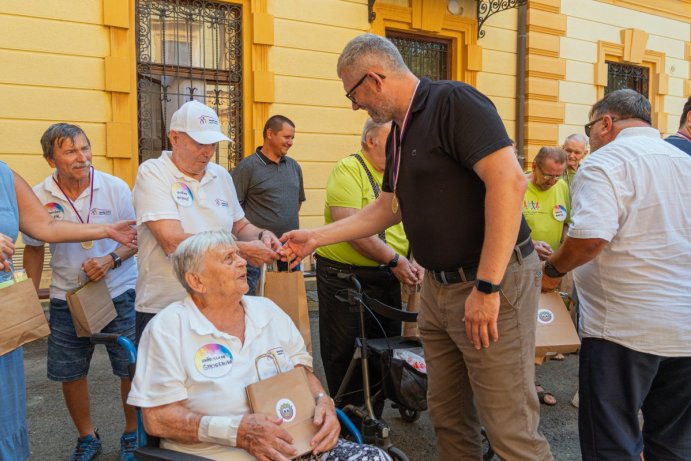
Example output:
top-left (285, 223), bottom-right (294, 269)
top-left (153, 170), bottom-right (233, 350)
top-left (0, 277), bottom-right (50, 356)
top-left (66, 279), bottom-right (116, 337)
top-left (246, 365), bottom-right (318, 459)
top-left (261, 266), bottom-right (312, 353)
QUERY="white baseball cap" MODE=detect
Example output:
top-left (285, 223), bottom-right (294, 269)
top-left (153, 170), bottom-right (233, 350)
top-left (169, 100), bottom-right (232, 144)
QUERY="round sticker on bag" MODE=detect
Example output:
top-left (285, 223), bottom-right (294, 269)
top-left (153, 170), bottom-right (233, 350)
top-left (172, 182), bottom-right (194, 207)
top-left (276, 398), bottom-right (297, 423)
top-left (537, 309), bottom-right (555, 325)
top-left (195, 344), bottom-right (233, 378)
top-left (552, 204), bottom-right (567, 222)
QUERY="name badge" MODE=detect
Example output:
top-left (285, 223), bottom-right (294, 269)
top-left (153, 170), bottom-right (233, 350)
top-left (552, 204), bottom-right (567, 222)
top-left (172, 182), bottom-right (194, 207)
top-left (195, 344), bottom-right (233, 378)
top-left (45, 203), bottom-right (65, 220)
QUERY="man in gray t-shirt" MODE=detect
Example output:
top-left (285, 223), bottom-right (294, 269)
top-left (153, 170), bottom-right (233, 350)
top-left (232, 115), bottom-right (305, 294)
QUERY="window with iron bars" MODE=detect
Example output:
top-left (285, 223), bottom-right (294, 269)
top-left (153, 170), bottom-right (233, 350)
top-left (136, 0), bottom-right (243, 170)
top-left (605, 61), bottom-right (649, 99)
top-left (387, 32), bottom-right (451, 81)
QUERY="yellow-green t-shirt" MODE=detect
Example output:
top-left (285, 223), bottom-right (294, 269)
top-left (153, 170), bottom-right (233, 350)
top-left (316, 152), bottom-right (409, 266)
top-left (522, 179), bottom-right (571, 251)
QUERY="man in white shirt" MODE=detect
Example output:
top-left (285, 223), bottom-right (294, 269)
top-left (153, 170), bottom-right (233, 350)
top-left (23, 123), bottom-right (139, 461)
top-left (133, 101), bottom-right (281, 341)
top-left (542, 89), bottom-right (691, 461)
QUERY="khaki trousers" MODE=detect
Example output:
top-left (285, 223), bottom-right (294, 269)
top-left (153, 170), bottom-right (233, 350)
top-left (418, 251), bottom-right (553, 461)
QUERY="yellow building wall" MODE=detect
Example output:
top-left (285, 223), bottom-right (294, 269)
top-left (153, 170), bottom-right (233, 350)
top-left (266, 0), bottom-right (371, 228)
top-left (0, 1), bottom-right (116, 186)
top-left (558, 0), bottom-right (690, 142)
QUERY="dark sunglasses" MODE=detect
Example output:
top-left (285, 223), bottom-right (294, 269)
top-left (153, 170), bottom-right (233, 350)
top-left (345, 72), bottom-right (386, 104)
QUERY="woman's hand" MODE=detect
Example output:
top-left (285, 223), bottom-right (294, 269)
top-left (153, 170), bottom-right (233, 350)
top-left (106, 220), bottom-right (137, 249)
top-left (0, 233), bottom-right (15, 272)
top-left (310, 397), bottom-right (339, 455)
top-left (236, 413), bottom-right (297, 461)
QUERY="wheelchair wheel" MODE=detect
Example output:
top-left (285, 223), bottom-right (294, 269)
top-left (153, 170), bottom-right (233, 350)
top-left (397, 406), bottom-right (420, 423)
top-left (482, 428), bottom-right (496, 460)
top-left (388, 446), bottom-right (409, 461)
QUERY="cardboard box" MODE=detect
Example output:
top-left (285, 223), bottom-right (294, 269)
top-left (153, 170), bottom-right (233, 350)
top-left (535, 291), bottom-right (580, 358)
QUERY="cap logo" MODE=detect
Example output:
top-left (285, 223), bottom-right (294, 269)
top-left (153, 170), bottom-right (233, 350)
top-left (198, 115), bottom-right (219, 126)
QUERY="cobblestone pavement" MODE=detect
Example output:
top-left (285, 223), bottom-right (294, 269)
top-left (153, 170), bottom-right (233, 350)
top-left (25, 283), bottom-right (580, 460)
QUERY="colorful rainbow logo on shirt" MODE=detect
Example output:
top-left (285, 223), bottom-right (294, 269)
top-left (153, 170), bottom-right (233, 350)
top-left (44, 202), bottom-right (65, 220)
top-left (195, 343), bottom-right (233, 378)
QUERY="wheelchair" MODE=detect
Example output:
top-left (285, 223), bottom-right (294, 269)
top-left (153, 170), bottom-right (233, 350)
top-left (331, 273), bottom-right (496, 461)
top-left (89, 334), bottom-right (366, 461)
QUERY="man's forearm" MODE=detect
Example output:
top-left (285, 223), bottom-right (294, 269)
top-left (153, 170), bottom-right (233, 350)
top-left (313, 194), bottom-right (400, 248)
top-left (23, 245), bottom-right (45, 292)
top-left (548, 236), bottom-right (608, 273)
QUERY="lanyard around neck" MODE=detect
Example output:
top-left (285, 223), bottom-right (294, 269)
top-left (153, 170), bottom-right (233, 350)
top-left (52, 166), bottom-right (94, 224)
top-left (391, 80), bottom-right (420, 194)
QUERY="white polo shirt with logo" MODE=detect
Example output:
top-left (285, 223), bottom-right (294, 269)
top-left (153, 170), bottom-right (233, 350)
top-left (22, 170), bottom-right (137, 300)
top-left (128, 295), bottom-right (312, 459)
top-left (133, 151), bottom-right (244, 314)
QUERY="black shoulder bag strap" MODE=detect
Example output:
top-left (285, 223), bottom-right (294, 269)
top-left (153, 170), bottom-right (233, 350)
top-left (350, 153), bottom-right (387, 243)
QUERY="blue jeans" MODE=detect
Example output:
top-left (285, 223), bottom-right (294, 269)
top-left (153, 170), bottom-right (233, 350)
top-left (47, 289), bottom-right (136, 381)
top-left (579, 338), bottom-right (691, 460)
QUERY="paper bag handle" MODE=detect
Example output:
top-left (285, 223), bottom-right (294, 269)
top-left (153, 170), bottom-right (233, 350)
top-left (254, 352), bottom-right (281, 381)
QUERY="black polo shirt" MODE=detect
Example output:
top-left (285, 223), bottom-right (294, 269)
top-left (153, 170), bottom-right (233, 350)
top-left (382, 78), bottom-right (531, 270)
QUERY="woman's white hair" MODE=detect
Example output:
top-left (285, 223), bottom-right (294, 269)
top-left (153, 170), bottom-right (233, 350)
top-left (172, 230), bottom-right (236, 293)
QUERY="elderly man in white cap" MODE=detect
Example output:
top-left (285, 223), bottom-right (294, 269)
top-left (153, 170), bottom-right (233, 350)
top-left (133, 100), bottom-right (281, 341)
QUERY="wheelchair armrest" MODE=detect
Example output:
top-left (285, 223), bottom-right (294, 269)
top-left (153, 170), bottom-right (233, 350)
top-left (134, 446), bottom-right (213, 461)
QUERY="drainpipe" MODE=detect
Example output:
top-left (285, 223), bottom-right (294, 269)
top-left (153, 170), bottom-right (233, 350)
top-left (516, 3), bottom-right (527, 167)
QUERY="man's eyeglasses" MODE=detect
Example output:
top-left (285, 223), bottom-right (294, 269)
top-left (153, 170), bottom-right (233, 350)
top-left (584, 116), bottom-right (651, 137)
top-left (584, 116), bottom-right (611, 137)
top-left (345, 72), bottom-right (386, 105)
top-left (535, 164), bottom-right (561, 181)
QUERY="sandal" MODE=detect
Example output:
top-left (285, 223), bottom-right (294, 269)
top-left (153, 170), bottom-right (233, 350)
top-left (536, 384), bottom-right (557, 406)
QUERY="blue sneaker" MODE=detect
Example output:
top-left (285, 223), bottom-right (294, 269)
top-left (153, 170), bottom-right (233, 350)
top-left (68, 431), bottom-right (102, 461)
top-left (120, 431), bottom-right (137, 461)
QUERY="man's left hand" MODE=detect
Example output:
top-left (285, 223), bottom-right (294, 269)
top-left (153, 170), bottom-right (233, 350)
top-left (464, 289), bottom-right (500, 350)
top-left (82, 256), bottom-right (113, 282)
top-left (310, 397), bottom-right (339, 455)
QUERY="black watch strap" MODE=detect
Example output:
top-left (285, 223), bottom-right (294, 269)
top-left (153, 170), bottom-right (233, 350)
top-left (109, 252), bottom-right (122, 269)
top-left (544, 260), bottom-right (566, 278)
top-left (474, 279), bottom-right (502, 294)
top-left (387, 253), bottom-right (399, 268)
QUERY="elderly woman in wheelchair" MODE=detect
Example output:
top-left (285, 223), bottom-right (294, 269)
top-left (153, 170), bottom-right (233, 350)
top-left (128, 230), bottom-right (390, 461)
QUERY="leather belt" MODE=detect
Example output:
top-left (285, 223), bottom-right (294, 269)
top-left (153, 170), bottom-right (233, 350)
top-left (429, 237), bottom-right (534, 285)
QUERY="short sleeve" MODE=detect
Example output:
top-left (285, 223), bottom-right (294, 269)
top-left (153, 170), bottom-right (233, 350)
top-left (133, 161), bottom-right (180, 225)
top-left (127, 314), bottom-right (189, 408)
top-left (114, 178), bottom-right (136, 222)
top-left (567, 164), bottom-right (619, 241)
top-left (297, 163), bottom-right (306, 203)
top-left (230, 160), bottom-right (250, 206)
top-left (444, 85), bottom-right (512, 168)
top-left (325, 160), bottom-right (365, 209)
top-left (21, 184), bottom-right (47, 246)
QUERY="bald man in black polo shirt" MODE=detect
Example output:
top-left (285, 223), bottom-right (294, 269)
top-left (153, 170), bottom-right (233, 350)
top-left (282, 34), bottom-right (551, 461)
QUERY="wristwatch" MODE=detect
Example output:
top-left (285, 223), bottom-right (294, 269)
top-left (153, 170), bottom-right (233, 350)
top-left (109, 252), bottom-right (122, 269)
top-left (387, 253), bottom-right (400, 268)
top-left (543, 260), bottom-right (566, 278)
top-left (474, 279), bottom-right (502, 294)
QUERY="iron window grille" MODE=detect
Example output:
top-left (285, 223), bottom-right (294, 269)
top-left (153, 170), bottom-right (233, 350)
top-left (136, 0), bottom-right (243, 170)
top-left (605, 61), bottom-right (649, 100)
top-left (387, 32), bottom-right (451, 81)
